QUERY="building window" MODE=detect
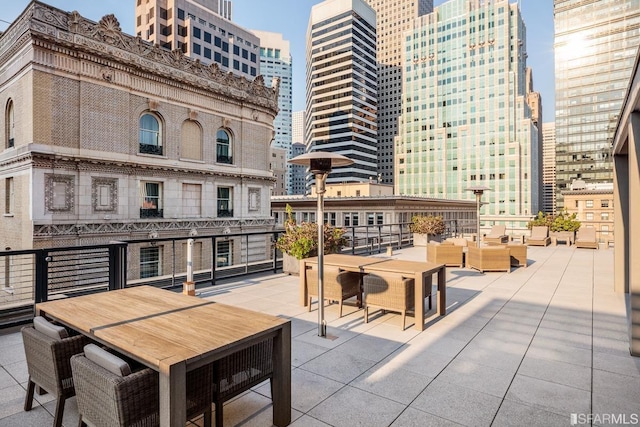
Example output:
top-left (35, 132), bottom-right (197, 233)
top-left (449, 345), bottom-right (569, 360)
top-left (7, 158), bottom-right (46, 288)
top-left (601, 212), bottom-right (609, 221)
top-left (193, 27), bottom-right (201, 39)
top-left (585, 212), bottom-right (594, 221)
top-left (367, 212), bottom-right (375, 225)
top-left (6, 100), bottom-right (14, 148)
top-left (344, 213), bottom-right (359, 227)
top-left (204, 47), bottom-right (211, 59)
top-left (324, 212), bottom-right (337, 226)
top-left (204, 31), bottom-right (211, 43)
top-left (376, 212), bottom-right (384, 224)
top-left (217, 187), bottom-right (233, 217)
top-left (216, 129), bottom-right (232, 163)
top-left (216, 240), bottom-right (232, 267)
top-left (586, 200), bottom-right (593, 208)
top-left (5, 177), bottom-right (14, 214)
top-left (140, 182), bottom-right (163, 218)
top-left (193, 43), bottom-right (201, 55)
top-left (139, 113), bottom-right (162, 155)
top-left (601, 200), bottom-right (609, 208)
top-left (177, 8), bottom-right (185, 20)
top-left (140, 246), bottom-right (161, 279)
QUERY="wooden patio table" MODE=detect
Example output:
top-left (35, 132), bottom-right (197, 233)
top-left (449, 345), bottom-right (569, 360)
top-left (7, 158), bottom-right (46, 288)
top-left (361, 259), bottom-right (446, 331)
top-left (36, 285), bottom-right (291, 427)
top-left (300, 255), bottom-right (446, 331)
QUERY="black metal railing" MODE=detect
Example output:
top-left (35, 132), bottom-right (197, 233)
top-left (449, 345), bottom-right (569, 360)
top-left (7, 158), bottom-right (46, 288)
top-left (139, 143), bottom-right (163, 156)
top-left (140, 208), bottom-right (163, 218)
top-left (216, 155), bottom-right (233, 164)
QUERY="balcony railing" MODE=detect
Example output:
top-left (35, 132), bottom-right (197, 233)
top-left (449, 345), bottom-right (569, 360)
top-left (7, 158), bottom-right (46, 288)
top-left (217, 209), bottom-right (233, 217)
top-left (139, 143), bottom-right (163, 156)
top-left (140, 208), bottom-right (163, 218)
top-left (216, 155), bottom-right (233, 164)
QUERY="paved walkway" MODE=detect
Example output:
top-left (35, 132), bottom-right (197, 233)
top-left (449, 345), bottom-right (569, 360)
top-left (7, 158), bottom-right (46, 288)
top-left (0, 244), bottom-right (638, 426)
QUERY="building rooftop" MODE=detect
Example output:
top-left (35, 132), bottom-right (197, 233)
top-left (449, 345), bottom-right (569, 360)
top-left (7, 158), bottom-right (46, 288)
top-left (1, 245), bottom-right (637, 426)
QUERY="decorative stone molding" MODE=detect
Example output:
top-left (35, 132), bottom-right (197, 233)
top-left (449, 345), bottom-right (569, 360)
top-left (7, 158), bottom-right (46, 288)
top-left (148, 99), bottom-right (160, 111)
top-left (91, 178), bottom-right (118, 212)
top-left (45, 174), bottom-right (75, 212)
top-left (21, 3), bottom-right (279, 113)
top-left (248, 188), bottom-right (261, 211)
top-left (188, 109), bottom-right (198, 120)
top-left (33, 218), bottom-right (276, 237)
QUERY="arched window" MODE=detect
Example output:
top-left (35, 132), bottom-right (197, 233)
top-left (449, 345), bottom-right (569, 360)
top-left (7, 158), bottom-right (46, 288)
top-left (6, 100), bottom-right (14, 149)
top-left (216, 129), bottom-right (232, 164)
top-left (181, 120), bottom-right (202, 161)
top-left (139, 113), bottom-right (162, 155)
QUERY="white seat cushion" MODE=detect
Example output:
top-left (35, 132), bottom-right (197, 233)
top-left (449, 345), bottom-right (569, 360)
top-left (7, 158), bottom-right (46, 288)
top-left (33, 316), bottom-right (69, 341)
top-left (84, 344), bottom-right (132, 377)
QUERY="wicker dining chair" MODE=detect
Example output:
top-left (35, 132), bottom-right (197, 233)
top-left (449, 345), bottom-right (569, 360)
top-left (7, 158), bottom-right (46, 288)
top-left (305, 265), bottom-right (362, 317)
top-left (363, 273), bottom-right (420, 330)
top-left (213, 338), bottom-right (274, 427)
top-left (22, 316), bottom-right (90, 427)
top-left (71, 344), bottom-right (212, 427)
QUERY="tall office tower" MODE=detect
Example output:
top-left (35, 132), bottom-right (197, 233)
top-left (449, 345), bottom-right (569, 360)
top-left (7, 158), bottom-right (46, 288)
top-left (396, 0), bottom-right (539, 219)
top-left (363, 0), bottom-right (433, 184)
top-left (306, 0), bottom-right (378, 184)
top-left (554, 0), bottom-right (640, 208)
top-left (290, 143), bottom-right (307, 195)
top-left (290, 111), bottom-right (306, 194)
top-left (542, 122), bottom-right (557, 214)
top-left (135, 0), bottom-right (259, 79)
top-left (252, 31), bottom-right (293, 192)
top-left (525, 67), bottom-right (544, 214)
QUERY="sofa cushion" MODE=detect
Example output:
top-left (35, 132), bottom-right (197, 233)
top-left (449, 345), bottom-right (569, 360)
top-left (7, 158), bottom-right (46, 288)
top-left (84, 344), bottom-right (132, 377)
top-left (33, 316), bottom-right (69, 341)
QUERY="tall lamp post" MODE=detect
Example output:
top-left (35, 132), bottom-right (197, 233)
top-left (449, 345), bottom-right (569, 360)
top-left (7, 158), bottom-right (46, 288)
top-left (465, 186), bottom-right (491, 248)
top-left (289, 152), bottom-right (354, 337)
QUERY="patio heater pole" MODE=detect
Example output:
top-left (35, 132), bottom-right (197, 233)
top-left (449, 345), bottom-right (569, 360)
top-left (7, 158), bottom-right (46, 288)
top-left (289, 152), bottom-right (354, 338)
top-left (466, 186), bottom-right (490, 248)
top-left (316, 171), bottom-right (328, 337)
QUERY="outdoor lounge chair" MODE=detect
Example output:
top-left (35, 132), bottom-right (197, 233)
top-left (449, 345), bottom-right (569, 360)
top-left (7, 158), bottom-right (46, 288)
top-left (467, 246), bottom-right (511, 273)
top-left (364, 272), bottom-right (426, 330)
top-left (427, 241), bottom-right (464, 267)
top-left (305, 265), bottom-right (361, 317)
top-left (22, 317), bottom-right (90, 427)
top-left (575, 227), bottom-right (598, 249)
top-left (527, 226), bottom-right (551, 246)
top-left (483, 225), bottom-right (509, 244)
top-left (71, 344), bottom-right (212, 427)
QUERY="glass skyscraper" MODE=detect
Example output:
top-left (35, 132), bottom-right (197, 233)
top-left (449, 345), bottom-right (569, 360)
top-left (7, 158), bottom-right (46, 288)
top-left (554, 0), bottom-right (640, 208)
top-left (396, 0), bottom-right (539, 218)
top-left (306, 0), bottom-right (378, 184)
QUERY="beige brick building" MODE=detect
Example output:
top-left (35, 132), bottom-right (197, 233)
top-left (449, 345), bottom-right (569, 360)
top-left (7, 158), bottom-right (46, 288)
top-left (0, 3), bottom-right (278, 276)
top-left (562, 180), bottom-right (614, 244)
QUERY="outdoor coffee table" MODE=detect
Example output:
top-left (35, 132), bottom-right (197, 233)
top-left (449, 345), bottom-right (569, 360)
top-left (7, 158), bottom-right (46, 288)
top-left (37, 285), bottom-right (291, 427)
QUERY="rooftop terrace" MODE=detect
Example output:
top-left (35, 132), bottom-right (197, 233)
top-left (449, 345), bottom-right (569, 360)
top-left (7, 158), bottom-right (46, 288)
top-left (1, 244), bottom-right (638, 426)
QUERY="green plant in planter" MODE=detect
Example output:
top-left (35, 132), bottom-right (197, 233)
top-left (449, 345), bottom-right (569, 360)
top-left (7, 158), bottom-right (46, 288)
top-left (550, 209), bottom-right (581, 232)
top-left (409, 215), bottom-right (446, 236)
top-left (276, 204), bottom-right (348, 260)
top-left (527, 211), bottom-right (554, 230)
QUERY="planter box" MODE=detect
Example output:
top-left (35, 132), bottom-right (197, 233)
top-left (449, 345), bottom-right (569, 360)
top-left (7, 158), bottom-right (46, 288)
top-left (413, 233), bottom-right (442, 247)
top-left (282, 253), bottom-right (300, 276)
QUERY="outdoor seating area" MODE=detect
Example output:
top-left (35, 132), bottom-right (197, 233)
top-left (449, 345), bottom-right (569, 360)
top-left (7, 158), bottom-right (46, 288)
top-left (527, 226), bottom-right (551, 247)
top-left (483, 225), bottom-right (509, 244)
top-left (0, 244), bottom-right (638, 426)
top-left (575, 227), bottom-right (599, 249)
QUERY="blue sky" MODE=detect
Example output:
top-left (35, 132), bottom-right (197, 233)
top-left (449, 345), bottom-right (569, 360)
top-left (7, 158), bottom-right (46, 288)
top-left (2, 0), bottom-right (555, 123)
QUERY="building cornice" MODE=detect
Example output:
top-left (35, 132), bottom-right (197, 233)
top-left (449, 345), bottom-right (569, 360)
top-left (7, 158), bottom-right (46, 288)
top-left (1, 2), bottom-right (279, 115)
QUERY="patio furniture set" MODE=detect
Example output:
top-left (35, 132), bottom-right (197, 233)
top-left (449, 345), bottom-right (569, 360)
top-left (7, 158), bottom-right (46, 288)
top-left (23, 286), bottom-right (291, 427)
top-left (300, 254), bottom-right (446, 331)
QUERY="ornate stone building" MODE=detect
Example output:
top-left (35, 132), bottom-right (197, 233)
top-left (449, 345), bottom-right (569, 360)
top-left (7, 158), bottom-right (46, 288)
top-left (0, 2), bottom-right (279, 275)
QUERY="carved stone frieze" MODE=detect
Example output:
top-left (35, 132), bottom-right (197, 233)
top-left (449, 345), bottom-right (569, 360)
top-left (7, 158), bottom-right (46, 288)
top-left (91, 178), bottom-right (118, 212)
top-left (21, 3), bottom-right (279, 113)
top-left (33, 218), bottom-right (276, 237)
top-left (45, 174), bottom-right (75, 212)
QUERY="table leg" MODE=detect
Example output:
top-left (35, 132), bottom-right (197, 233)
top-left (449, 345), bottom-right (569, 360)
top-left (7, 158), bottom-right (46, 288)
top-left (272, 322), bottom-right (291, 427)
top-left (438, 266), bottom-right (446, 316)
top-left (159, 360), bottom-right (186, 427)
top-left (414, 272), bottom-right (425, 331)
top-left (300, 260), bottom-right (308, 307)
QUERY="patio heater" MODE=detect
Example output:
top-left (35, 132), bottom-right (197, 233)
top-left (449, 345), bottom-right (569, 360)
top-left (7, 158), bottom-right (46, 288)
top-left (289, 151), bottom-right (354, 337)
top-left (465, 186), bottom-right (491, 248)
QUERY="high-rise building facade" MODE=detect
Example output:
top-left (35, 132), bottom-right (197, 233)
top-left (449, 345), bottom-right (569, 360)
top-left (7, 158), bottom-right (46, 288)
top-left (554, 0), bottom-right (640, 208)
top-left (135, 0), bottom-right (259, 79)
top-left (290, 111), bottom-right (306, 195)
top-left (253, 31), bottom-right (293, 193)
top-left (542, 122), bottom-right (557, 214)
top-left (306, 0), bottom-right (378, 184)
top-left (363, 0), bottom-right (433, 184)
top-left (396, 0), bottom-right (539, 218)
